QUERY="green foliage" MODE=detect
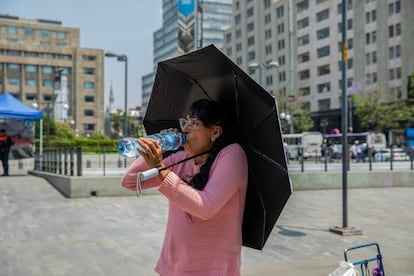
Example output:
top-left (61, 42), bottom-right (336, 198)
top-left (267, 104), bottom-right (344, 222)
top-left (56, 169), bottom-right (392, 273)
top-left (354, 88), bottom-right (414, 132)
top-left (292, 107), bottom-right (314, 132)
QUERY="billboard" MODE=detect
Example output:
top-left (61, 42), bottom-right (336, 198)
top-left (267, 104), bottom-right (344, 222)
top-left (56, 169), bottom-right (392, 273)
top-left (178, 0), bottom-right (197, 54)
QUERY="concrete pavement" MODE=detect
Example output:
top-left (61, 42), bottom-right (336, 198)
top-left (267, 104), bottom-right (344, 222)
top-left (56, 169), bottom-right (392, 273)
top-left (1, 174), bottom-right (413, 275)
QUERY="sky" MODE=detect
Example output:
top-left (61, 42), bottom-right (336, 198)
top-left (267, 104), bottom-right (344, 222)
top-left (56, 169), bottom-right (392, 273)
top-left (2, 0), bottom-right (163, 109)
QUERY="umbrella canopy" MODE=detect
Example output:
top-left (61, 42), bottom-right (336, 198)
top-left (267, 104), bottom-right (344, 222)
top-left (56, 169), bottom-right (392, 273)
top-left (144, 44), bottom-right (292, 250)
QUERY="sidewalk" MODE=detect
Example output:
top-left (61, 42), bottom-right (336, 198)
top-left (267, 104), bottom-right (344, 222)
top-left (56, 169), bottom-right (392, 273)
top-left (0, 175), bottom-right (413, 275)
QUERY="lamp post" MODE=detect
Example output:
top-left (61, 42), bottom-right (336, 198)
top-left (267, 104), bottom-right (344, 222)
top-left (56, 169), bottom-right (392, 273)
top-left (280, 112), bottom-right (291, 134)
top-left (32, 94), bottom-right (58, 148)
top-left (248, 61), bottom-right (279, 88)
top-left (105, 51), bottom-right (128, 137)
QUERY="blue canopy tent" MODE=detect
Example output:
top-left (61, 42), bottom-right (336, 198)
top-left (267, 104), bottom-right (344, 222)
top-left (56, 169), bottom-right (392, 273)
top-left (0, 93), bottom-right (43, 159)
top-left (0, 93), bottom-right (42, 119)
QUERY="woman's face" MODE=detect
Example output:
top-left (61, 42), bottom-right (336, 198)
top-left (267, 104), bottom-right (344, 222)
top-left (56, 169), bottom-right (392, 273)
top-left (180, 116), bottom-right (221, 157)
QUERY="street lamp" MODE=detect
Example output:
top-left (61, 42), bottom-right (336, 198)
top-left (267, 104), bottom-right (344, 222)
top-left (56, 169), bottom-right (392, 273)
top-left (280, 112), bottom-right (291, 134)
top-left (248, 61), bottom-right (280, 87)
top-left (105, 51), bottom-right (128, 137)
top-left (32, 94), bottom-right (58, 148)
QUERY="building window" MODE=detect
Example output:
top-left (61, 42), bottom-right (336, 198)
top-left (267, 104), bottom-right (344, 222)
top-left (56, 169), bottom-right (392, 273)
top-left (366, 53), bottom-right (371, 65)
top-left (42, 66), bottom-right (53, 74)
top-left (42, 79), bottom-right (53, 87)
top-left (265, 44), bottom-right (272, 55)
top-left (317, 27), bottom-right (330, 40)
top-left (41, 53), bottom-right (54, 59)
top-left (265, 13), bottom-right (271, 24)
top-left (297, 35), bottom-right (309, 46)
top-left (247, 7), bottom-right (254, 17)
top-left (235, 14), bottom-right (241, 25)
top-left (7, 26), bottom-right (17, 34)
top-left (298, 69), bottom-right (310, 80)
top-left (316, 9), bottom-right (329, 22)
top-left (297, 0), bottom-right (309, 13)
top-left (235, 29), bottom-right (241, 38)
top-left (318, 99), bottom-right (331, 111)
top-left (236, 43), bottom-right (242, 52)
top-left (247, 51), bottom-right (255, 61)
top-left (317, 83), bottom-right (331, 93)
top-left (276, 6), bottom-right (284, 18)
top-left (317, 64), bottom-right (330, 76)
top-left (84, 81), bottom-right (95, 89)
top-left (25, 79), bottom-right (37, 87)
top-left (278, 40), bottom-right (285, 50)
top-left (26, 93), bottom-right (37, 101)
top-left (236, 57), bottom-right (242, 65)
top-left (40, 30), bottom-right (51, 37)
top-left (278, 55), bottom-right (286, 65)
top-left (25, 51), bottom-right (38, 57)
top-left (7, 50), bottom-right (21, 56)
top-left (84, 110), bottom-right (95, 116)
top-left (395, 45), bottom-right (401, 58)
top-left (396, 23), bottom-right (401, 36)
top-left (298, 52), bottom-right (310, 63)
top-left (389, 25), bottom-right (394, 37)
top-left (247, 22), bottom-right (254, 32)
top-left (277, 23), bottom-right (284, 34)
top-left (265, 29), bottom-right (272, 39)
top-left (83, 124), bottom-right (95, 131)
top-left (317, 46), bottom-right (330, 58)
top-left (396, 67), bottom-right (402, 79)
top-left (24, 28), bottom-right (34, 36)
top-left (84, 95), bottom-right (95, 102)
top-left (389, 68), bottom-right (395, 80)
top-left (56, 31), bottom-right (67, 39)
top-left (83, 68), bottom-right (95, 75)
top-left (57, 54), bottom-right (71, 60)
top-left (247, 36), bottom-right (255, 46)
top-left (8, 78), bottom-right (20, 86)
top-left (297, 17), bottom-right (309, 29)
top-left (226, 33), bottom-right (231, 42)
top-left (299, 87), bottom-right (310, 96)
top-left (8, 64), bottom-right (20, 72)
top-left (264, 0), bottom-right (271, 9)
top-left (25, 65), bottom-right (37, 73)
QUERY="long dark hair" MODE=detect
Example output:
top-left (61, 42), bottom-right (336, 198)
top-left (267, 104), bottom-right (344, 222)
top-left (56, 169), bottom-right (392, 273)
top-left (188, 99), bottom-right (236, 191)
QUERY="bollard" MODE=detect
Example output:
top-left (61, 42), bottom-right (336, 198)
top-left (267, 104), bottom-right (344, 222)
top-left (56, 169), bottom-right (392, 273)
top-left (86, 160), bottom-right (92, 168)
top-left (18, 160), bottom-right (23, 170)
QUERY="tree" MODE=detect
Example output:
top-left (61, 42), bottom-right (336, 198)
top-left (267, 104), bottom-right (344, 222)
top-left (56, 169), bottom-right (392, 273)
top-left (354, 87), bottom-right (414, 133)
top-left (292, 104), bottom-right (314, 133)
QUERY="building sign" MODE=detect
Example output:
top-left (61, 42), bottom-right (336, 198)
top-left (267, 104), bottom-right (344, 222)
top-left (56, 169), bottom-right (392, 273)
top-left (178, 0), bottom-right (197, 55)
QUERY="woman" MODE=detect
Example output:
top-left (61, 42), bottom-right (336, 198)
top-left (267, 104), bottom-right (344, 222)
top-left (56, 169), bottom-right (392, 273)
top-left (121, 99), bottom-right (248, 275)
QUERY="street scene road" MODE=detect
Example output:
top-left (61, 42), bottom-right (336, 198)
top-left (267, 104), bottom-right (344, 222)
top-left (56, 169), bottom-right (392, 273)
top-left (1, 174), bottom-right (413, 275)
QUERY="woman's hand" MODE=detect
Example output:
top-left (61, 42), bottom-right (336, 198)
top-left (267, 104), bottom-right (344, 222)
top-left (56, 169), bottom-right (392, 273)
top-left (137, 138), bottom-right (165, 169)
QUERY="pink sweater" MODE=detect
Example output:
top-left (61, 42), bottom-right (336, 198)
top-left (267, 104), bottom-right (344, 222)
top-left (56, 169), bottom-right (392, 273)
top-left (121, 143), bottom-right (248, 276)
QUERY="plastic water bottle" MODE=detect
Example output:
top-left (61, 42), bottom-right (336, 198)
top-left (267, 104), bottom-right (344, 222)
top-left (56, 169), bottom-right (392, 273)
top-left (118, 131), bottom-right (186, 158)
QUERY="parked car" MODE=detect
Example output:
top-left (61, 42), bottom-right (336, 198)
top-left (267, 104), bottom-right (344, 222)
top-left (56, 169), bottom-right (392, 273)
top-left (375, 148), bottom-right (408, 161)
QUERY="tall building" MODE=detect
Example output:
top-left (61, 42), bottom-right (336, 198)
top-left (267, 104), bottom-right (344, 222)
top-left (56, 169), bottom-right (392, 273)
top-left (223, 0), bottom-right (414, 133)
top-left (0, 15), bottom-right (104, 136)
top-left (141, 0), bottom-right (233, 115)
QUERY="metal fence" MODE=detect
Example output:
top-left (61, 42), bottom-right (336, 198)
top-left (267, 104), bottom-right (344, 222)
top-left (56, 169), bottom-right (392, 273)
top-left (9, 146), bottom-right (413, 177)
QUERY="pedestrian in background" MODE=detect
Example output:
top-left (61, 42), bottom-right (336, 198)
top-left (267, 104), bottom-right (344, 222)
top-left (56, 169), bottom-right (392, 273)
top-left (0, 129), bottom-right (13, 176)
top-left (121, 99), bottom-right (248, 275)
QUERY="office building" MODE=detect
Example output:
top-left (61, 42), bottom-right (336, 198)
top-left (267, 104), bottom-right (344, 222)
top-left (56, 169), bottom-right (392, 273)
top-left (223, 0), bottom-right (414, 132)
top-left (0, 14), bottom-right (104, 136)
top-left (141, 0), bottom-right (233, 115)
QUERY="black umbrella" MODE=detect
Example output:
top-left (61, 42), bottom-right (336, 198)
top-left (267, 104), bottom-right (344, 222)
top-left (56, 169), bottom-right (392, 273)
top-left (144, 44), bottom-right (292, 250)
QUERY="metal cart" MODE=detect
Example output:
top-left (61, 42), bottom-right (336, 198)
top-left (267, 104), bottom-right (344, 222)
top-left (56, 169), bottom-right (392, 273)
top-left (344, 242), bottom-right (385, 276)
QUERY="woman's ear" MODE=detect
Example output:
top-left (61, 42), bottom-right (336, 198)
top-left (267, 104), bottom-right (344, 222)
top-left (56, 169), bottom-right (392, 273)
top-left (212, 126), bottom-right (223, 140)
